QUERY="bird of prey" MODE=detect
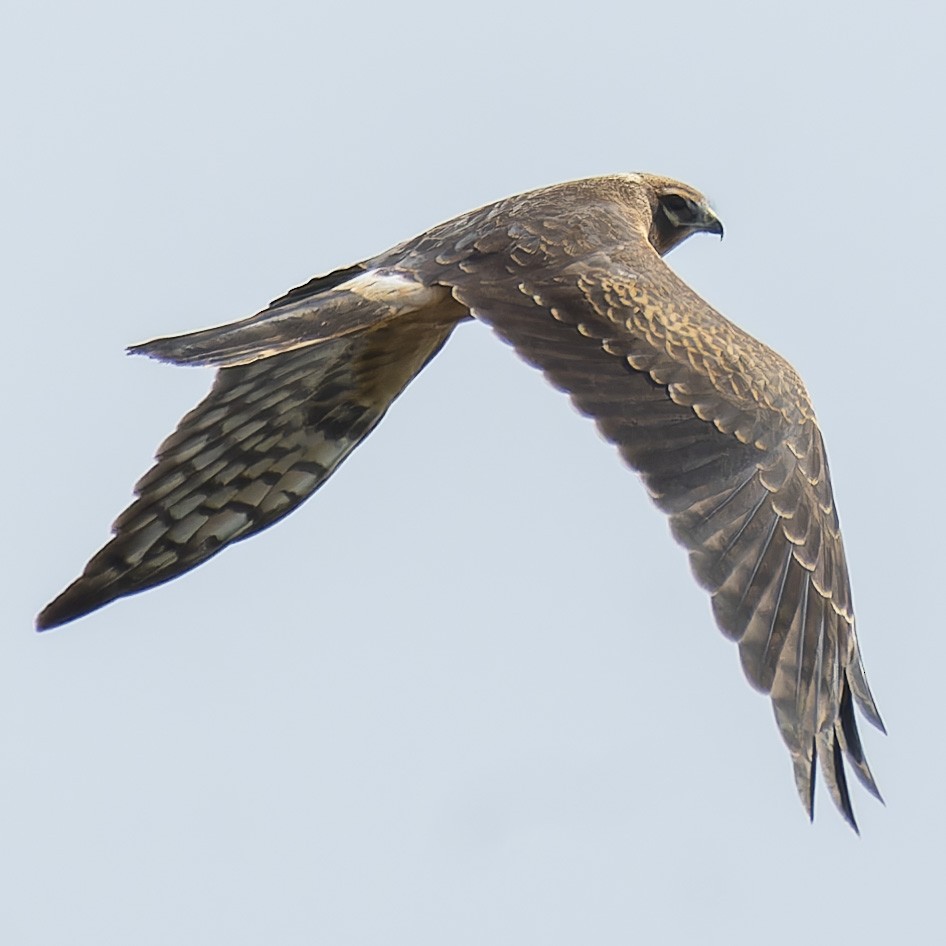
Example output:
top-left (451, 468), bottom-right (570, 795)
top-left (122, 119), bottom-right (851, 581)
top-left (37, 173), bottom-right (883, 828)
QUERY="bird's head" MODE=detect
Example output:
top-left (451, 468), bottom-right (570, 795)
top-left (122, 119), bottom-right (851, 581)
top-left (628, 173), bottom-right (724, 256)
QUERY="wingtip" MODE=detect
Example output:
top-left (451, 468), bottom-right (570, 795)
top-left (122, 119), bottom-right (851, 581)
top-left (35, 595), bottom-right (82, 632)
top-left (848, 659), bottom-right (886, 734)
top-left (857, 697), bottom-right (887, 736)
top-left (841, 800), bottom-right (861, 835)
top-left (849, 755), bottom-right (884, 803)
top-left (35, 573), bottom-right (113, 632)
top-left (792, 740), bottom-right (818, 825)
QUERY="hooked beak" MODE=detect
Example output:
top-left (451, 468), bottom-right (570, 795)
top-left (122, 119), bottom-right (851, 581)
top-left (699, 205), bottom-right (724, 239)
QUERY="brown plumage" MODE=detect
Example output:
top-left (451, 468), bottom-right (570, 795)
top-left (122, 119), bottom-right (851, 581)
top-left (37, 173), bottom-right (883, 828)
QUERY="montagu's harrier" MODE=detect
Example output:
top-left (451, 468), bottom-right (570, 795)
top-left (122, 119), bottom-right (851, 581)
top-left (37, 173), bottom-right (883, 828)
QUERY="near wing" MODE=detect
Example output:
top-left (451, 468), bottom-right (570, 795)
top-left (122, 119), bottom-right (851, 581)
top-left (420, 217), bottom-right (883, 828)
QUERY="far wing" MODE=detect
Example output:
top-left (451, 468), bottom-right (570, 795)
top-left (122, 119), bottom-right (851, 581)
top-left (37, 316), bottom-right (455, 629)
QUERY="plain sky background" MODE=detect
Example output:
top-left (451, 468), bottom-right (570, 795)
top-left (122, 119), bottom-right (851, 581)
top-left (3, 1), bottom-right (943, 943)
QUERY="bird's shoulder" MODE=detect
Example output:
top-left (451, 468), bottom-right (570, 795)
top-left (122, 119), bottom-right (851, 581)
top-left (377, 175), bottom-right (651, 273)
top-left (384, 179), bottom-right (816, 439)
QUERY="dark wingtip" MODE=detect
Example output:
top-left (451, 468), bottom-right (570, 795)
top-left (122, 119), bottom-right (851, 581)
top-left (35, 603), bottom-right (68, 631)
top-left (35, 575), bottom-right (112, 631)
top-left (807, 738), bottom-right (817, 821)
top-left (837, 681), bottom-right (885, 803)
top-left (834, 743), bottom-right (860, 834)
top-left (847, 660), bottom-right (886, 734)
top-left (858, 696), bottom-right (887, 736)
top-left (36, 595), bottom-right (82, 631)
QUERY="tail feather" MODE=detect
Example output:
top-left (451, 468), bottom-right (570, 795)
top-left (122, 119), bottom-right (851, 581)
top-left (130, 266), bottom-right (455, 369)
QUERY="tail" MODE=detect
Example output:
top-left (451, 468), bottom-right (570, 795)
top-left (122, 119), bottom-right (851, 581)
top-left (130, 265), bottom-right (456, 368)
top-left (37, 308), bottom-right (457, 629)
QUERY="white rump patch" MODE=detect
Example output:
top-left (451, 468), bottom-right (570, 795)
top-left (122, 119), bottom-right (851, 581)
top-left (336, 269), bottom-right (447, 313)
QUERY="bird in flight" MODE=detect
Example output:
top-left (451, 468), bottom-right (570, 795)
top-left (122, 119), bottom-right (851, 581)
top-left (37, 173), bottom-right (883, 828)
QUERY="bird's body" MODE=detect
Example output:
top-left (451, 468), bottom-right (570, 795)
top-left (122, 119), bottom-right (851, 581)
top-left (37, 173), bottom-right (882, 827)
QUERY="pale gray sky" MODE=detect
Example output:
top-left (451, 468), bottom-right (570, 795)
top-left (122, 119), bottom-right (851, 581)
top-left (4, 2), bottom-right (943, 943)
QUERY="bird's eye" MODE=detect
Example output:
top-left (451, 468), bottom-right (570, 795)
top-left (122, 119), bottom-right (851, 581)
top-left (661, 194), bottom-right (693, 222)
